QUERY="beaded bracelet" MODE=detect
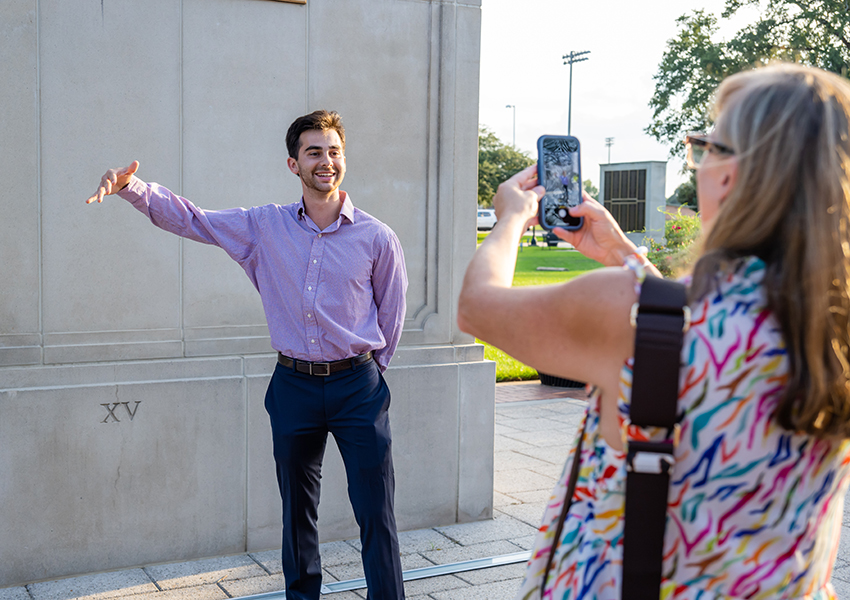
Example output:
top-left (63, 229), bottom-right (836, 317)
top-left (623, 246), bottom-right (649, 295)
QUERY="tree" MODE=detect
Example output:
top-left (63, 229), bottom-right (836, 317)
top-left (670, 172), bottom-right (697, 209)
top-left (583, 179), bottom-right (598, 200)
top-left (478, 126), bottom-right (534, 207)
top-left (646, 2), bottom-right (850, 158)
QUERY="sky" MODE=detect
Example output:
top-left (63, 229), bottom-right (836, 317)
top-left (477, 0), bottom-right (761, 198)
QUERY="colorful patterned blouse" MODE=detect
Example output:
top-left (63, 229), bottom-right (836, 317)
top-left (516, 257), bottom-right (850, 600)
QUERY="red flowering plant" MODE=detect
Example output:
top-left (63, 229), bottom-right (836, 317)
top-left (645, 207), bottom-right (701, 277)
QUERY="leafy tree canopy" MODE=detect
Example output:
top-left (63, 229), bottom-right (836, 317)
top-left (646, 1), bottom-right (850, 159)
top-left (478, 126), bottom-right (534, 207)
top-left (583, 179), bottom-right (599, 200)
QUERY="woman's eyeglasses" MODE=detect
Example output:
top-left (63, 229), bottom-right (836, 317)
top-left (684, 134), bottom-right (735, 169)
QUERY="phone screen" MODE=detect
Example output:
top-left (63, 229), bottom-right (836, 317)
top-left (537, 135), bottom-right (582, 230)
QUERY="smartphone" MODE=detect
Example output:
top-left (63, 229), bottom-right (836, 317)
top-left (537, 135), bottom-right (583, 230)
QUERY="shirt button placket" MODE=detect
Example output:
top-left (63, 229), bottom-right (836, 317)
top-left (304, 232), bottom-right (324, 361)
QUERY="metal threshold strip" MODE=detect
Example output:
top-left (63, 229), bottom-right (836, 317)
top-left (236, 550), bottom-right (531, 598)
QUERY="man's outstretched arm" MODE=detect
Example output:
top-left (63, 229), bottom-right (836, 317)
top-left (84, 162), bottom-right (261, 268)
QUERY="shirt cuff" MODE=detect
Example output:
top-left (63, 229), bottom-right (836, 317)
top-left (116, 175), bottom-right (147, 200)
top-left (373, 352), bottom-right (389, 373)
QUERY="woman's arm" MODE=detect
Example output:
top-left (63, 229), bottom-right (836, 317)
top-left (458, 166), bottom-right (638, 399)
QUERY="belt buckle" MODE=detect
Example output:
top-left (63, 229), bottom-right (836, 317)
top-left (310, 362), bottom-right (331, 377)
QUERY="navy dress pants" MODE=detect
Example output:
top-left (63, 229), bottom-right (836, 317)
top-left (264, 358), bottom-right (404, 600)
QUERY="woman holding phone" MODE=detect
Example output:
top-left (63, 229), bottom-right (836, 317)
top-left (459, 63), bottom-right (850, 599)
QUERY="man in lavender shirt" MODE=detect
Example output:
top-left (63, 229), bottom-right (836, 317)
top-left (87, 111), bottom-right (408, 600)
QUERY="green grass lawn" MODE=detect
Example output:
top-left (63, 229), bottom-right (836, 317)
top-left (479, 340), bottom-right (539, 382)
top-left (513, 247), bottom-right (601, 286)
top-left (473, 233), bottom-right (603, 381)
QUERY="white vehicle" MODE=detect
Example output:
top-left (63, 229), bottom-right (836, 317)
top-left (477, 209), bottom-right (497, 230)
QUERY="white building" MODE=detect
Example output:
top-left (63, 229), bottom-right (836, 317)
top-left (599, 161), bottom-right (668, 245)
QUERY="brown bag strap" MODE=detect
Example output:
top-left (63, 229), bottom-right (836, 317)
top-left (541, 415), bottom-right (587, 589)
top-left (622, 275), bottom-right (688, 600)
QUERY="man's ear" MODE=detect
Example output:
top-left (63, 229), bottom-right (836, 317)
top-left (287, 157), bottom-right (299, 175)
top-left (719, 157), bottom-right (738, 204)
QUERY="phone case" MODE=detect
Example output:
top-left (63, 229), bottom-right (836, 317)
top-left (537, 135), bottom-right (583, 231)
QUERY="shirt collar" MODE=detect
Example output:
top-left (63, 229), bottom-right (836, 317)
top-left (297, 191), bottom-right (355, 225)
top-left (338, 191), bottom-right (355, 223)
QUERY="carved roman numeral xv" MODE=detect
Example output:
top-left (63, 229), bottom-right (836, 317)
top-left (101, 401), bottom-right (142, 423)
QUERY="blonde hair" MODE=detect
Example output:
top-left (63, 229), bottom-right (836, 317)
top-left (691, 63), bottom-right (850, 438)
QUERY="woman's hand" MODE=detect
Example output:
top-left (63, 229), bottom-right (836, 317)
top-left (551, 193), bottom-right (638, 267)
top-left (492, 164), bottom-right (545, 229)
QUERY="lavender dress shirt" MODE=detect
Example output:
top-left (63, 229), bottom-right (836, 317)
top-left (118, 177), bottom-right (408, 372)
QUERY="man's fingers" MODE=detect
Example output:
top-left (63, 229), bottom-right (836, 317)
top-left (87, 183), bottom-right (107, 204)
top-left (123, 160), bottom-right (140, 176)
top-left (87, 162), bottom-right (138, 205)
top-left (86, 160), bottom-right (139, 204)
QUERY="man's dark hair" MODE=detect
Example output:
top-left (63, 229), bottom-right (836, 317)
top-left (286, 110), bottom-right (345, 159)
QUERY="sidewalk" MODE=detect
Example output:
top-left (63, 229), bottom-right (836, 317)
top-left (3, 381), bottom-right (850, 600)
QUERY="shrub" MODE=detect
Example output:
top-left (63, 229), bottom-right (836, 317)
top-left (645, 208), bottom-right (700, 277)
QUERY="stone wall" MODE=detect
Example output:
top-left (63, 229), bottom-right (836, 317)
top-left (0, 0), bottom-right (491, 586)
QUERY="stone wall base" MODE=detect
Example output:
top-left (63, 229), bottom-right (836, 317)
top-left (0, 345), bottom-right (494, 586)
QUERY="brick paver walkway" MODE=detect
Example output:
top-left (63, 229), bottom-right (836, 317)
top-left (494, 380), bottom-right (588, 404)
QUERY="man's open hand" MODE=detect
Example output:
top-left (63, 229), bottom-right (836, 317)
top-left (86, 161), bottom-right (139, 204)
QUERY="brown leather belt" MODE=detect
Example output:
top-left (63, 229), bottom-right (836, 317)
top-left (277, 351), bottom-right (373, 377)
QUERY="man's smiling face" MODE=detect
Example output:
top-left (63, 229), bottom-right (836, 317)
top-left (287, 129), bottom-right (346, 195)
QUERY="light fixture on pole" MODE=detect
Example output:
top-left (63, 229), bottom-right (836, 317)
top-left (563, 50), bottom-right (590, 135)
top-left (605, 137), bottom-right (615, 163)
top-left (505, 104), bottom-right (516, 147)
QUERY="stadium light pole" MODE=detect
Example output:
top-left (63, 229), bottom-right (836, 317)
top-left (563, 50), bottom-right (590, 135)
top-left (505, 105), bottom-right (516, 146)
top-left (605, 137), bottom-right (615, 163)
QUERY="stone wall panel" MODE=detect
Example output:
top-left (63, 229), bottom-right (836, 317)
top-left (0, 375), bottom-right (246, 585)
top-left (38, 0), bottom-right (184, 362)
top-left (0, 1), bottom-right (41, 366)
